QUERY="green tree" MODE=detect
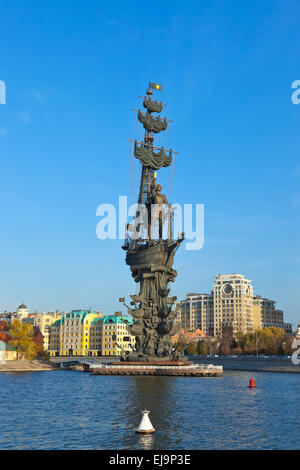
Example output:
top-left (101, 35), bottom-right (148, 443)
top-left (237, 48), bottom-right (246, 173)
top-left (9, 320), bottom-right (38, 360)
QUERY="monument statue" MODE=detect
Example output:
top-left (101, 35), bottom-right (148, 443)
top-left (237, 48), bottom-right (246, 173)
top-left (121, 82), bottom-right (184, 362)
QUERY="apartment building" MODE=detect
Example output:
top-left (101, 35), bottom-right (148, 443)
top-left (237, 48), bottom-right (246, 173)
top-left (49, 311), bottom-right (134, 357)
top-left (48, 310), bottom-right (102, 357)
top-left (175, 293), bottom-right (214, 336)
top-left (213, 274), bottom-right (258, 336)
top-left (89, 315), bottom-right (135, 356)
top-left (175, 274), bottom-right (291, 338)
top-left (253, 295), bottom-right (292, 333)
top-left (25, 311), bottom-right (63, 350)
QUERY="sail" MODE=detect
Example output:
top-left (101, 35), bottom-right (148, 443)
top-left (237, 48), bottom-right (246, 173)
top-left (138, 110), bottom-right (167, 133)
top-left (143, 98), bottom-right (163, 114)
top-left (134, 140), bottom-right (172, 170)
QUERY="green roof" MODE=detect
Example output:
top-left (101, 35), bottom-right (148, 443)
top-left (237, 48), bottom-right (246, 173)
top-left (51, 310), bottom-right (94, 327)
top-left (102, 315), bottom-right (133, 325)
top-left (18, 304), bottom-right (27, 310)
top-left (91, 317), bottom-right (103, 325)
top-left (50, 312), bottom-right (132, 328)
top-left (63, 310), bottom-right (91, 324)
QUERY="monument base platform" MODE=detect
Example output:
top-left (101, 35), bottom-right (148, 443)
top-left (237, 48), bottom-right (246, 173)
top-left (114, 360), bottom-right (192, 367)
top-left (121, 354), bottom-right (189, 363)
top-left (82, 361), bottom-right (223, 377)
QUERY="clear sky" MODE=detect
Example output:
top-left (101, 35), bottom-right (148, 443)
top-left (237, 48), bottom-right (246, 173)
top-left (0, 0), bottom-right (299, 327)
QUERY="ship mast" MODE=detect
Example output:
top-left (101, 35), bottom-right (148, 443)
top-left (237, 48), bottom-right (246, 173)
top-left (134, 81), bottom-right (171, 242)
top-left (138, 83), bottom-right (155, 208)
top-left (121, 82), bottom-right (184, 362)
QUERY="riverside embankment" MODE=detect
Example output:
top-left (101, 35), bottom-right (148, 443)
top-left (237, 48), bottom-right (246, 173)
top-left (190, 355), bottom-right (300, 372)
top-left (51, 355), bottom-right (300, 373)
top-left (0, 359), bottom-right (60, 372)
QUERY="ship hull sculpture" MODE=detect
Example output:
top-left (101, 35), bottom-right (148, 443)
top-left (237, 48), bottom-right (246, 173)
top-left (121, 82), bottom-right (184, 363)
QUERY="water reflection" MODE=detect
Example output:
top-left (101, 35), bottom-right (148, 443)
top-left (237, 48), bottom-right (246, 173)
top-left (137, 434), bottom-right (155, 450)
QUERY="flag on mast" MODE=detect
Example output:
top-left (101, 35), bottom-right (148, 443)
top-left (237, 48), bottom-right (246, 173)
top-left (149, 82), bottom-right (163, 91)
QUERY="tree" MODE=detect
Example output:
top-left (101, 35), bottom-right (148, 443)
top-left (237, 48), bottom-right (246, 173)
top-left (235, 327), bottom-right (288, 356)
top-left (9, 320), bottom-right (38, 360)
top-left (219, 326), bottom-right (235, 355)
top-left (36, 346), bottom-right (50, 360)
top-left (185, 343), bottom-right (197, 355)
top-left (178, 333), bottom-right (187, 349)
top-left (196, 341), bottom-right (207, 355)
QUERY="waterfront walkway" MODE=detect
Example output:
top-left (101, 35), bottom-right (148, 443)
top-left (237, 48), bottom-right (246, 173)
top-left (0, 359), bottom-right (60, 372)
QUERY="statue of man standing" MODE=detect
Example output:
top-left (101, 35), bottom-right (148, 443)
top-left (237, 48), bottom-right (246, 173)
top-left (150, 182), bottom-right (169, 239)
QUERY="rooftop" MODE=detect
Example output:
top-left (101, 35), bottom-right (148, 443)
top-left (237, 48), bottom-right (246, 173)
top-left (17, 304), bottom-right (27, 310)
top-left (102, 315), bottom-right (133, 325)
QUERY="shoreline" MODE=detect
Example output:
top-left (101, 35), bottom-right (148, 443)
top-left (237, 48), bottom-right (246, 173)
top-left (190, 355), bottom-right (300, 373)
top-left (2, 356), bottom-right (299, 374)
top-left (0, 359), bottom-right (60, 373)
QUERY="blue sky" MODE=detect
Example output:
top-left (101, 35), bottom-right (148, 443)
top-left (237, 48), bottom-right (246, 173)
top-left (0, 0), bottom-right (299, 327)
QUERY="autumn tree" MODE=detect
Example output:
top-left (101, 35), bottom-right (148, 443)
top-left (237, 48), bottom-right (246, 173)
top-left (235, 327), bottom-right (289, 356)
top-left (196, 341), bottom-right (207, 355)
top-left (9, 320), bottom-right (38, 360)
top-left (219, 326), bottom-right (235, 355)
top-left (185, 342), bottom-right (197, 355)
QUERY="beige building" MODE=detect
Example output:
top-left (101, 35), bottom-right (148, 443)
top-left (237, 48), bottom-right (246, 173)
top-left (213, 274), bottom-right (256, 336)
top-left (15, 303), bottom-right (29, 320)
top-left (49, 310), bottom-right (103, 357)
top-left (253, 295), bottom-right (292, 333)
top-left (89, 315), bottom-right (135, 357)
top-left (175, 293), bottom-right (214, 336)
top-left (176, 274), bottom-right (292, 338)
top-left (252, 301), bottom-right (263, 331)
top-left (23, 311), bottom-right (63, 350)
top-left (32, 312), bottom-right (63, 350)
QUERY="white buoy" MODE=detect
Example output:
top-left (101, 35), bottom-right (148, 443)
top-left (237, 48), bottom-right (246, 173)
top-left (136, 410), bottom-right (155, 434)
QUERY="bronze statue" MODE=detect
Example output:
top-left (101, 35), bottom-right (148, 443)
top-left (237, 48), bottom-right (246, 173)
top-left (149, 182), bottom-right (170, 239)
top-left (121, 82), bottom-right (184, 362)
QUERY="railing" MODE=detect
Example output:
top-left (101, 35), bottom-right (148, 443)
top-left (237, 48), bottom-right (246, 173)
top-left (85, 363), bottom-right (222, 370)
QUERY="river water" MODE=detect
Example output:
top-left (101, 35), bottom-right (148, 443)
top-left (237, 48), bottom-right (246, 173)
top-left (0, 370), bottom-right (299, 449)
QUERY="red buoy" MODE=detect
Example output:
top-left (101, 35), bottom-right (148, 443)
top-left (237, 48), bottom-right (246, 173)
top-left (248, 378), bottom-right (255, 388)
